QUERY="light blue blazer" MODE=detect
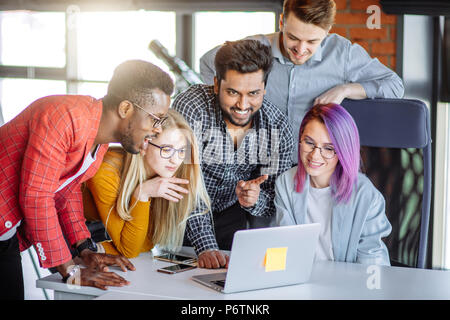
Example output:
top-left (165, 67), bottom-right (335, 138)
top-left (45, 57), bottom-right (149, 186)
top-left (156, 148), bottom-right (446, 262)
top-left (274, 166), bottom-right (392, 266)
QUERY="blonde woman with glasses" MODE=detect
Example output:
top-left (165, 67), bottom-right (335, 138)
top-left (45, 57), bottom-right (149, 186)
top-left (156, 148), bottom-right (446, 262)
top-left (83, 109), bottom-right (228, 269)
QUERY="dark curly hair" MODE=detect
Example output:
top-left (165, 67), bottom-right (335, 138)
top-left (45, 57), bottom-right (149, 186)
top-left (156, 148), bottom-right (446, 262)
top-left (214, 39), bottom-right (273, 86)
top-left (103, 59), bottom-right (174, 110)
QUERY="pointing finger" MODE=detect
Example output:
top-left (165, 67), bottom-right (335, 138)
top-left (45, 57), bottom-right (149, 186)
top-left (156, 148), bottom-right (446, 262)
top-left (250, 174), bottom-right (268, 185)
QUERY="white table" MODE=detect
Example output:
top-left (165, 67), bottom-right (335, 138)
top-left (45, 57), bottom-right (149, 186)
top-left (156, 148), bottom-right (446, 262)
top-left (36, 250), bottom-right (450, 300)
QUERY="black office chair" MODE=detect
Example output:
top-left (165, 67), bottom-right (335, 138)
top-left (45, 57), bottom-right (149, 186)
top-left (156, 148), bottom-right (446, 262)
top-left (341, 98), bottom-right (432, 269)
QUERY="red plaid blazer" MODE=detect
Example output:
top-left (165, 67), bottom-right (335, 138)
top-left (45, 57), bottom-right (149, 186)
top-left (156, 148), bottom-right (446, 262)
top-left (0, 95), bottom-right (108, 268)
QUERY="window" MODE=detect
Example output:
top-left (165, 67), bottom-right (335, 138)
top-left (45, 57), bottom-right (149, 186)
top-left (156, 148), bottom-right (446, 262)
top-left (194, 11), bottom-right (276, 72)
top-left (1, 9), bottom-right (278, 122)
top-left (433, 101), bottom-right (450, 270)
top-left (76, 82), bottom-right (109, 100)
top-left (0, 11), bottom-right (65, 67)
top-left (76, 11), bottom-right (176, 82)
top-left (0, 78), bottom-right (66, 122)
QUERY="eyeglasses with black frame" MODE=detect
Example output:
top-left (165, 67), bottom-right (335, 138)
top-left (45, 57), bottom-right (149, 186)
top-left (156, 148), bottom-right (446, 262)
top-left (131, 102), bottom-right (168, 128)
top-left (299, 139), bottom-right (336, 159)
top-left (148, 141), bottom-right (187, 160)
top-left (113, 94), bottom-right (168, 128)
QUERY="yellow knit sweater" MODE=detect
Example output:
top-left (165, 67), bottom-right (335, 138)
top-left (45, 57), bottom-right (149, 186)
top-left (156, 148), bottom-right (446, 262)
top-left (83, 149), bottom-right (153, 258)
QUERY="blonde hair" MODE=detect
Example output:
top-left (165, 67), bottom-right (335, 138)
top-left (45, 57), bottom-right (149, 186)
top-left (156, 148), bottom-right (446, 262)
top-left (114, 109), bottom-right (210, 251)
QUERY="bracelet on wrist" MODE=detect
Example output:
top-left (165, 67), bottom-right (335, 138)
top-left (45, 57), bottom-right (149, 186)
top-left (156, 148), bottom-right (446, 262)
top-left (96, 243), bottom-right (105, 254)
top-left (62, 265), bottom-right (81, 284)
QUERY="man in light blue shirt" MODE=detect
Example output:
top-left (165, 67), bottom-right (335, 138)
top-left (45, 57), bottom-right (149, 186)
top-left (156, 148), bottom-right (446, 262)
top-left (200, 0), bottom-right (404, 163)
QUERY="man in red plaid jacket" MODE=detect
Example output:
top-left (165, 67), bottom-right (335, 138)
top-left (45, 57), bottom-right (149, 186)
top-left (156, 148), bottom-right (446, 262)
top-left (0, 60), bottom-right (173, 299)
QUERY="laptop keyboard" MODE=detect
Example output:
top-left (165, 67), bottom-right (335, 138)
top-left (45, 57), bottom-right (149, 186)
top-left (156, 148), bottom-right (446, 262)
top-left (212, 280), bottom-right (226, 288)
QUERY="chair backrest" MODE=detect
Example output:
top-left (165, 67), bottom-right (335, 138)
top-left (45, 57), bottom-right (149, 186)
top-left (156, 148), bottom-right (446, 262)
top-left (341, 98), bottom-right (432, 268)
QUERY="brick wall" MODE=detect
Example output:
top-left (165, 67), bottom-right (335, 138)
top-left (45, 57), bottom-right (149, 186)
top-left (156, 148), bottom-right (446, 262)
top-left (331, 0), bottom-right (398, 70)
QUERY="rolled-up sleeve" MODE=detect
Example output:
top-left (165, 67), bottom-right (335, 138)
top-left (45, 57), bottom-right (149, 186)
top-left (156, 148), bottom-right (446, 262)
top-left (345, 43), bottom-right (405, 99)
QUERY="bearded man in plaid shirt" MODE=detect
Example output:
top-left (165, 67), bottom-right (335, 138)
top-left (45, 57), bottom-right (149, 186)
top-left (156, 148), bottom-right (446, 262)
top-left (0, 60), bottom-right (174, 299)
top-left (173, 40), bottom-right (294, 268)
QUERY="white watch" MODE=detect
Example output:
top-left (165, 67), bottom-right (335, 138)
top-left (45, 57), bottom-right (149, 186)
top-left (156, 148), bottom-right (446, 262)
top-left (62, 265), bottom-right (81, 284)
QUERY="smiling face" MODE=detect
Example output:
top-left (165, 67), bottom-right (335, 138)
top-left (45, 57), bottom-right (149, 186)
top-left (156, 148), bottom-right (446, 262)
top-left (144, 127), bottom-right (187, 178)
top-left (214, 69), bottom-right (266, 130)
top-left (118, 89), bottom-right (171, 155)
top-left (300, 119), bottom-right (339, 188)
top-left (279, 13), bottom-right (328, 65)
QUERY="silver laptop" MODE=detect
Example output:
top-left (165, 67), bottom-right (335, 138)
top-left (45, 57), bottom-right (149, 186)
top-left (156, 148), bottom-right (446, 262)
top-left (191, 223), bottom-right (320, 294)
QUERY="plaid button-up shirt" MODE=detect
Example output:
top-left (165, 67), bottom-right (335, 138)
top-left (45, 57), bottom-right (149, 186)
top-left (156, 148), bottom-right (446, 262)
top-left (173, 85), bottom-right (294, 251)
top-left (0, 95), bottom-right (108, 268)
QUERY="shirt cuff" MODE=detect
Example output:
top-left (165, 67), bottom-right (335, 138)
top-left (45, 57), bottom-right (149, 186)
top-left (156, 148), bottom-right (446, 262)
top-left (239, 195), bottom-right (265, 217)
top-left (359, 81), bottom-right (379, 99)
top-left (131, 195), bottom-right (151, 205)
top-left (239, 203), bottom-right (256, 212)
top-left (189, 234), bottom-right (219, 256)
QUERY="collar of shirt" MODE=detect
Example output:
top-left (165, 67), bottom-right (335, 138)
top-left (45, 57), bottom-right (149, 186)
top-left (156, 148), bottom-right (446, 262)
top-left (270, 31), bottom-right (324, 65)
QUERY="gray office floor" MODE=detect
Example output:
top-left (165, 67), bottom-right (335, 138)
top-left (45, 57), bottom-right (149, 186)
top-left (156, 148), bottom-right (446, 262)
top-left (21, 248), bottom-right (53, 300)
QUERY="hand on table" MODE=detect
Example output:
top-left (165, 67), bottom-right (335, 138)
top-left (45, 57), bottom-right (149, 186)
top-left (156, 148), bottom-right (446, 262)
top-left (198, 250), bottom-right (229, 269)
top-left (80, 250), bottom-right (136, 273)
top-left (78, 267), bottom-right (130, 290)
top-left (58, 251), bottom-right (135, 291)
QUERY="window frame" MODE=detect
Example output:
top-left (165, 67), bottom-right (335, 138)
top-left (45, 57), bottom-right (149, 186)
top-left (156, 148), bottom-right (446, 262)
top-left (0, 1), bottom-right (281, 93)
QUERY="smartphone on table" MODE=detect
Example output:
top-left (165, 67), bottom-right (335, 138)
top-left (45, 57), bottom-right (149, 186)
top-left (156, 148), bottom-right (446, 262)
top-left (157, 263), bottom-right (196, 274)
top-left (154, 252), bottom-right (197, 266)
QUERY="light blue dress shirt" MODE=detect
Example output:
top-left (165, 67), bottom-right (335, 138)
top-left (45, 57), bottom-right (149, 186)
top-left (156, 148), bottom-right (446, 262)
top-left (274, 166), bottom-right (392, 266)
top-left (200, 32), bottom-right (405, 163)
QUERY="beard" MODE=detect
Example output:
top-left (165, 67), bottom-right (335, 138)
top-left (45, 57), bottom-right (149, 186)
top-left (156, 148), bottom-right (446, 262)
top-left (119, 123), bottom-right (140, 154)
top-left (221, 107), bottom-right (259, 128)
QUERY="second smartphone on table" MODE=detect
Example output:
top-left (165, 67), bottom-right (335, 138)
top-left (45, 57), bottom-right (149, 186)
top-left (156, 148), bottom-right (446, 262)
top-left (157, 264), bottom-right (196, 274)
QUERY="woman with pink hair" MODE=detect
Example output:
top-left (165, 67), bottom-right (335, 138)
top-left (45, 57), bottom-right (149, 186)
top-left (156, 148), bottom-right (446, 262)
top-left (274, 103), bottom-right (392, 265)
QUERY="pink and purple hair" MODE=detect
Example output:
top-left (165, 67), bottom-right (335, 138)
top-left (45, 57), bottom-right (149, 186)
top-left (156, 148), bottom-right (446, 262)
top-left (295, 103), bottom-right (361, 203)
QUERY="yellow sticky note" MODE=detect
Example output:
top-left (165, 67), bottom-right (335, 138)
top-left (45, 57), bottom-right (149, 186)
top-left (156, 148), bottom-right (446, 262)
top-left (263, 247), bottom-right (288, 272)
